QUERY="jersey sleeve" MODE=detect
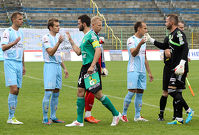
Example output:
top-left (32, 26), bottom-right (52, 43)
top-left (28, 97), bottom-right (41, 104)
top-left (1, 29), bottom-right (10, 46)
top-left (89, 33), bottom-right (100, 49)
top-left (42, 35), bottom-right (51, 49)
top-left (154, 36), bottom-right (169, 50)
top-left (127, 37), bottom-right (135, 49)
top-left (178, 31), bottom-right (189, 61)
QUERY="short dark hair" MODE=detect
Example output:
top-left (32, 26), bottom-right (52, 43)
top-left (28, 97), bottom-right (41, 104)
top-left (134, 21), bottom-right (143, 33)
top-left (178, 20), bottom-right (185, 25)
top-left (78, 14), bottom-right (91, 27)
top-left (167, 14), bottom-right (178, 26)
top-left (47, 18), bottom-right (59, 30)
top-left (11, 12), bottom-right (23, 23)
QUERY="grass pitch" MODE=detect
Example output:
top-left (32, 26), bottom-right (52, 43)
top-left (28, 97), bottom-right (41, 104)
top-left (0, 61), bottom-right (199, 135)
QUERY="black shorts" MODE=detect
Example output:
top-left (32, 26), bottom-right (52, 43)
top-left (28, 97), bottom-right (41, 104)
top-left (163, 65), bottom-right (172, 91)
top-left (77, 63), bottom-right (102, 94)
top-left (163, 65), bottom-right (187, 91)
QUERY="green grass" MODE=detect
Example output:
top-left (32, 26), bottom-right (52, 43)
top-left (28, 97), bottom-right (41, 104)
top-left (0, 61), bottom-right (199, 135)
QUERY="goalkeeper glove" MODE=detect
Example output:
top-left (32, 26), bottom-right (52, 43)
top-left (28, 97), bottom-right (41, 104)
top-left (144, 33), bottom-right (155, 44)
top-left (99, 37), bottom-right (105, 44)
top-left (101, 68), bottom-right (108, 76)
top-left (174, 60), bottom-right (186, 75)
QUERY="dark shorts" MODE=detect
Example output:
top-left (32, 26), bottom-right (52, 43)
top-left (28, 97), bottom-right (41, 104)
top-left (163, 65), bottom-right (187, 91)
top-left (77, 63), bottom-right (102, 94)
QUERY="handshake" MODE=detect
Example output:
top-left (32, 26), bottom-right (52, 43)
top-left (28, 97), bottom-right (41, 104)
top-left (143, 33), bottom-right (155, 44)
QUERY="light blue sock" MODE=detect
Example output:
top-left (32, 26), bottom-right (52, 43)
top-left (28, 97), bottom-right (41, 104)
top-left (134, 93), bottom-right (143, 119)
top-left (50, 92), bottom-right (59, 120)
top-left (8, 93), bottom-right (17, 119)
top-left (42, 91), bottom-right (52, 121)
top-left (122, 91), bottom-right (135, 116)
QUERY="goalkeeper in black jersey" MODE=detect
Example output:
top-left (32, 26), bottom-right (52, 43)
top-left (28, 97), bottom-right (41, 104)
top-left (145, 14), bottom-right (193, 124)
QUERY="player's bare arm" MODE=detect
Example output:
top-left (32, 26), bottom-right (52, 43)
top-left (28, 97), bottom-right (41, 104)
top-left (66, 32), bottom-right (81, 56)
top-left (145, 55), bottom-right (153, 82)
top-left (87, 47), bottom-right (101, 74)
top-left (61, 61), bottom-right (69, 78)
top-left (2, 37), bottom-right (21, 51)
top-left (46, 35), bottom-right (64, 56)
top-left (131, 38), bottom-right (146, 57)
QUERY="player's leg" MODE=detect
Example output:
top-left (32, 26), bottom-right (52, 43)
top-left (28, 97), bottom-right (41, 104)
top-left (42, 63), bottom-right (56, 124)
top-left (5, 60), bottom-right (23, 124)
top-left (50, 65), bottom-right (65, 123)
top-left (65, 67), bottom-right (86, 127)
top-left (94, 90), bottom-right (121, 126)
top-left (121, 90), bottom-right (135, 122)
top-left (65, 87), bottom-right (85, 127)
top-left (134, 72), bottom-right (148, 122)
top-left (159, 90), bottom-right (168, 121)
top-left (121, 71), bottom-right (137, 122)
top-left (84, 91), bottom-right (94, 117)
top-left (167, 73), bottom-right (184, 124)
top-left (159, 65), bottom-right (171, 121)
top-left (84, 91), bottom-right (100, 123)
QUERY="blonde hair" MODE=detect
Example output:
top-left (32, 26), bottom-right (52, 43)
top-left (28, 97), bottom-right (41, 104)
top-left (91, 16), bottom-right (102, 24)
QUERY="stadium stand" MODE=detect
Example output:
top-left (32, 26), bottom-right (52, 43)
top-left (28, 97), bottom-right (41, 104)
top-left (1, 0), bottom-right (199, 49)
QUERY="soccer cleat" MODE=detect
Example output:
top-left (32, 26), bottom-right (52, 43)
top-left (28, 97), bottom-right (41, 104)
top-left (51, 118), bottom-right (65, 123)
top-left (84, 116), bottom-right (100, 124)
top-left (134, 116), bottom-right (148, 122)
top-left (7, 117), bottom-right (23, 125)
top-left (65, 120), bottom-right (84, 127)
top-left (42, 118), bottom-right (52, 125)
top-left (185, 109), bottom-right (194, 124)
top-left (158, 113), bottom-right (165, 121)
top-left (121, 115), bottom-right (128, 122)
top-left (111, 112), bottom-right (122, 126)
top-left (167, 120), bottom-right (183, 125)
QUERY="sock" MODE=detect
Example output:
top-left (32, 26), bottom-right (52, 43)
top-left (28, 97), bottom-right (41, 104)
top-left (77, 97), bottom-right (85, 123)
top-left (160, 96), bottom-right (167, 114)
top-left (42, 91), bottom-right (52, 121)
top-left (50, 92), bottom-right (59, 120)
top-left (134, 93), bottom-right (143, 119)
top-left (85, 91), bottom-right (95, 112)
top-left (122, 91), bottom-right (135, 116)
top-left (8, 93), bottom-right (17, 119)
top-left (100, 95), bottom-right (119, 116)
top-left (85, 111), bottom-right (91, 118)
top-left (178, 92), bottom-right (189, 111)
top-left (173, 99), bottom-right (176, 118)
top-left (186, 108), bottom-right (192, 113)
top-left (169, 91), bottom-right (183, 118)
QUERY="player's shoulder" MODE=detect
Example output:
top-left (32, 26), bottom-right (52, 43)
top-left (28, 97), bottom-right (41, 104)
top-left (42, 34), bottom-right (50, 40)
top-left (89, 30), bottom-right (98, 41)
top-left (127, 35), bottom-right (135, 43)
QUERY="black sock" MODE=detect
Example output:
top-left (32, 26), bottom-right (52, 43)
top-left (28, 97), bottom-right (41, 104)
top-left (160, 96), bottom-right (167, 114)
top-left (178, 92), bottom-right (189, 111)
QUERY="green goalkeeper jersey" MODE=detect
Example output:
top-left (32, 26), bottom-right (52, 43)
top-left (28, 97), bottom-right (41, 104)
top-left (80, 30), bottom-right (100, 65)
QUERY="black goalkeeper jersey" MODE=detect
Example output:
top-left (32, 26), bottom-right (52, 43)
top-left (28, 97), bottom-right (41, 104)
top-left (154, 28), bottom-right (189, 72)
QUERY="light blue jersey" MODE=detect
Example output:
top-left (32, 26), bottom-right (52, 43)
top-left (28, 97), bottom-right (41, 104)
top-left (127, 35), bottom-right (146, 73)
top-left (42, 33), bottom-right (62, 64)
top-left (127, 35), bottom-right (147, 90)
top-left (42, 33), bottom-right (62, 90)
top-left (1, 27), bottom-right (24, 61)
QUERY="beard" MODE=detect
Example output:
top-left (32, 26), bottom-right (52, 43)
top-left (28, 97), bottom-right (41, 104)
top-left (79, 25), bottom-right (84, 31)
top-left (167, 24), bottom-right (172, 30)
